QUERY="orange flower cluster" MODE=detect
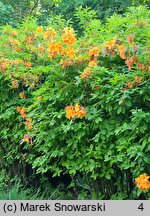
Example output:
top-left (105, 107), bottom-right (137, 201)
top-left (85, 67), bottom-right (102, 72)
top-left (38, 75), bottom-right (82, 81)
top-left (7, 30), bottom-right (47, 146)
top-left (11, 78), bottom-right (19, 89)
top-left (23, 134), bottom-right (30, 142)
top-left (17, 107), bottom-right (33, 130)
top-left (63, 47), bottom-right (76, 58)
top-left (118, 44), bottom-right (126, 59)
top-left (0, 58), bottom-right (10, 70)
top-left (48, 41), bottom-right (63, 59)
top-left (38, 44), bottom-right (44, 53)
top-left (24, 61), bottom-right (32, 67)
top-left (104, 37), bottom-right (118, 49)
top-left (135, 174), bottom-right (150, 192)
top-left (17, 107), bottom-right (26, 119)
top-left (25, 119), bottom-right (33, 130)
top-left (126, 35), bottom-right (134, 45)
top-left (10, 39), bottom-right (19, 46)
top-left (88, 47), bottom-right (99, 61)
top-left (19, 92), bottom-right (26, 99)
top-left (2, 28), bottom-right (7, 34)
top-left (37, 96), bottom-right (42, 102)
top-left (99, 37), bottom-right (119, 57)
top-left (65, 103), bottom-right (87, 120)
top-left (0, 58), bottom-right (29, 71)
top-left (36, 26), bottom-right (43, 33)
top-left (80, 67), bottom-right (92, 79)
top-left (99, 38), bottom-right (137, 63)
top-left (27, 36), bottom-right (33, 45)
top-left (122, 75), bottom-right (143, 90)
top-left (137, 63), bottom-right (145, 70)
top-left (11, 31), bottom-right (18, 36)
top-left (10, 59), bottom-right (24, 65)
top-left (30, 82), bottom-right (35, 89)
top-left (80, 61), bottom-right (97, 79)
top-left (125, 58), bottom-right (135, 70)
top-left (134, 21), bottom-right (148, 27)
top-left (23, 134), bottom-right (33, 145)
top-left (60, 58), bottom-right (87, 69)
top-left (88, 60), bottom-right (97, 68)
top-left (16, 47), bottom-right (22, 52)
top-left (134, 75), bottom-right (143, 85)
top-left (25, 118), bottom-right (33, 130)
top-left (44, 29), bottom-right (56, 39)
top-left (62, 28), bottom-right (76, 46)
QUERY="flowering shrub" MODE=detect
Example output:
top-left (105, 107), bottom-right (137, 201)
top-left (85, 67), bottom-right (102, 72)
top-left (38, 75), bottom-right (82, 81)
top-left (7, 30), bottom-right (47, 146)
top-left (0, 6), bottom-right (150, 199)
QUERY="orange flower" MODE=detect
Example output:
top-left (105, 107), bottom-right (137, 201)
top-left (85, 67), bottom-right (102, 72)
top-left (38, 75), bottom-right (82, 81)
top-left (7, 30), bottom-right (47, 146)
top-left (100, 37), bottom-right (118, 51)
top-left (37, 96), bottom-right (42, 101)
top-left (36, 26), bottom-right (43, 33)
top-left (74, 103), bottom-right (80, 111)
top-left (60, 58), bottom-right (87, 69)
top-left (38, 44), bottom-right (44, 53)
top-left (127, 81), bottom-right (133, 89)
top-left (62, 28), bottom-right (76, 46)
top-left (25, 120), bottom-right (33, 130)
top-left (26, 118), bottom-right (32, 123)
top-left (125, 58), bottom-right (134, 70)
top-left (30, 83), bottom-right (35, 89)
top-left (142, 21), bottom-right (148, 26)
top-left (27, 37), bottom-right (33, 45)
top-left (88, 61), bottom-right (97, 68)
top-left (11, 39), bottom-right (19, 46)
top-left (24, 61), bottom-right (32, 67)
top-left (65, 106), bottom-right (76, 119)
top-left (44, 29), bottom-right (56, 39)
top-left (80, 67), bottom-right (92, 79)
top-left (134, 76), bottom-right (143, 84)
top-left (11, 31), bottom-right (18, 36)
top-left (126, 35), bottom-right (134, 45)
top-left (64, 47), bottom-right (76, 58)
top-left (17, 107), bottom-right (26, 119)
top-left (2, 60), bottom-right (10, 67)
top-left (137, 63), bottom-right (145, 70)
top-left (88, 47), bottom-right (99, 61)
top-left (118, 44), bottom-right (126, 59)
top-left (134, 21), bottom-right (140, 27)
top-left (77, 106), bottom-right (86, 118)
top-left (106, 49), bottom-right (110, 56)
top-left (16, 47), bottom-right (22, 52)
top-left (11, 78), bottom-right (19, 89)
top-left (23, 134), bottom-right (30, 142)
top-left (17, 106), bottom-right (21, 113)
top-left (2, 28), bottom-right (7, 34)
top-left (20, 112), bottom-right (26, 119)
top-left (48, 41), bottom-right (63, 59)
top-left (133, 56), bottom-right (138, 63)
top-left (19, 92), bottom-right (26, 99)
top-left (107, 37), bottom-right (118, 48)
top-left (135, 174), bottom-right (150, 192)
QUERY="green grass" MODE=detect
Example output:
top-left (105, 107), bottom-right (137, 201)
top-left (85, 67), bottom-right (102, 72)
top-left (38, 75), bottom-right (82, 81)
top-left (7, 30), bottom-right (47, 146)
top-left (0, 181), bottom-right (73, 200)
top-left (0, 182), bottom-right (44, 200)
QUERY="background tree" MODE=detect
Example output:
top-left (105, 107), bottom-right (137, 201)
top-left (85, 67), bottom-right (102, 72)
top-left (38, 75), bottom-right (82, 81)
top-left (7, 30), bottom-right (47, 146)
top-left (0, 1), bottom-right (15, 26)
top-left (1, 0), bottom-right (149, 27)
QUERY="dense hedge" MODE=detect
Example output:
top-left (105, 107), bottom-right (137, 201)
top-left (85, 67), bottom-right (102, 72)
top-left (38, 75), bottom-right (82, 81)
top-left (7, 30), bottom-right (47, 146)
top-left (0, 6), bottom-right (150, 199)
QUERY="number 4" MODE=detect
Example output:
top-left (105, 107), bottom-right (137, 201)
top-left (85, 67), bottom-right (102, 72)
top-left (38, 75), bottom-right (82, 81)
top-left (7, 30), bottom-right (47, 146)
top-left (138, 203), bottom-right (144, 211)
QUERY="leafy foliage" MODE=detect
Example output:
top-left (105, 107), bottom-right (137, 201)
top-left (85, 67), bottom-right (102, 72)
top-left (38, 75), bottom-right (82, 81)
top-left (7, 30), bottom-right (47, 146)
top-left (0, 5), bottom-right (150, 199)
